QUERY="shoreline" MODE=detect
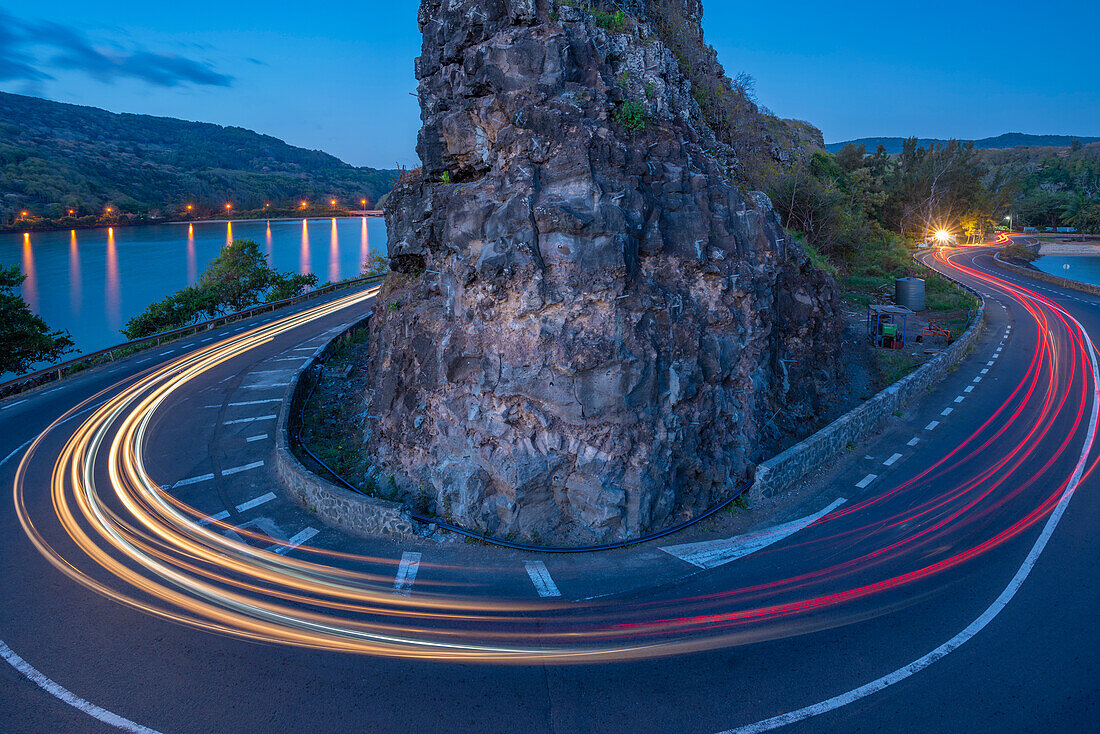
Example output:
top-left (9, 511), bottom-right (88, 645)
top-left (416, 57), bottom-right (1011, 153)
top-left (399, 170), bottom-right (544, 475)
top-left (1, 212), bottom-right (384, 236)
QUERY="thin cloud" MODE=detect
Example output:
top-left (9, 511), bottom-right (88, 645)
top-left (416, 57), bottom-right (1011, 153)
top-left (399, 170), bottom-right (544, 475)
top-left (0, 8), bottom-right (233, 88)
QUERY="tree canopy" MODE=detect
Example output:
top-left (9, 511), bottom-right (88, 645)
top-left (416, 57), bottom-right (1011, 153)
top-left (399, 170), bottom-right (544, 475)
top-left (123, 239), bottom-right (318, 339)
top-left (0, 265), bottom-right (74, 376)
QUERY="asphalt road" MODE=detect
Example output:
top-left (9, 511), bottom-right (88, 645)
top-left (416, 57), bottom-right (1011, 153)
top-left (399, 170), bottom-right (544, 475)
top-left (0, 246), bottom-right (1096, 733)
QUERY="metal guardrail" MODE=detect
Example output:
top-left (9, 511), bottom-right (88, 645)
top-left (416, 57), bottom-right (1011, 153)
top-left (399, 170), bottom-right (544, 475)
top-left (0, 274), bottom-right (385, 399)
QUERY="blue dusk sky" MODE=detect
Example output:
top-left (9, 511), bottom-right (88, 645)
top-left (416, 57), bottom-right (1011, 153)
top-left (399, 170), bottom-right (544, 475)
top-left (1, 1), bottom-right (1097, 169)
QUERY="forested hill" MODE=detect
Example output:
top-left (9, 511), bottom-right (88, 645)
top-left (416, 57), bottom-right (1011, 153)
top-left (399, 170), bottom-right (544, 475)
top-left (826, 133), bottom-right (1100, 155)
top-left (0, 92), bottom-right (398, 220)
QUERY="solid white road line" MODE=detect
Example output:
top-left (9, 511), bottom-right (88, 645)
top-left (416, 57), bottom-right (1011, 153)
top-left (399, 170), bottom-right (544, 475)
top-left (393, 552), bottom-right (422, 594)
top-left (855, 474), bottom-right (877, 489)
top-left (226, 399), bottom-right (282, 407)
top-left (223, 415), bottom-right (277, 425)
top-left (660, 498), bottom-right (847, 570)
top-left (723, 248), bottom-right (1100, 734)
top-left (235, 492), bottom-right (277, 513)
top-left (273, 527), bottom-right (319, 555)
top-left (241, 383), bottom-right (290, 390)
top-left (245, 434), bottom-right (268, 443)
top-left (173, 473), bottom-right (214, 488)
top-left (0, 640), bottom-right (161, 734)
top-left (883, 453), bottom-right (902, 467)
top-left (525, 561), bottom-right (562, 597)
top-left (924, 421), bottom-right (940, 431)
top-left (221, 460), bottom-right (264, 476)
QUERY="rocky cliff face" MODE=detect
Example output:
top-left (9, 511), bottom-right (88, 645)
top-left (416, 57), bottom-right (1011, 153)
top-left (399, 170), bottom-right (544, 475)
top-left (364, 0), bottom-right (841, 543)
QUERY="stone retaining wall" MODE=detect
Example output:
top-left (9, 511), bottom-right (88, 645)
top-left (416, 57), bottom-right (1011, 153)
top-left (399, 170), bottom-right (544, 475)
top-left (991, 252), bottom-right (1100, 297)
top-left (273, 316), bottom-right (415, 539)
top-left (750, 263), bottom-right (985, 503)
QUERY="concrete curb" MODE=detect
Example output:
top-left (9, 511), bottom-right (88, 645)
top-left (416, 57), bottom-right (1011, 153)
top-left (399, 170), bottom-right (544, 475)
top-left (990, 251), bottom-right (1100, 297)
top-left (750, 255), bottom-right (986, 503)
top-left (272, 314), bottom-right (415, 540)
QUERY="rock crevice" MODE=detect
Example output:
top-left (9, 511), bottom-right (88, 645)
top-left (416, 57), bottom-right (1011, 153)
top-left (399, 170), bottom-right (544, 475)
top-left (365, 0), bottom-right (841, 542)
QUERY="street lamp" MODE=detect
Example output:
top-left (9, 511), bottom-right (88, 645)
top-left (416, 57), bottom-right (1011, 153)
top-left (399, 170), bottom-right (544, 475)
top-left (330, 199), bottom-right (337, 208)
top-left (934, 229), bottom-right (952, 246)
top-left (1005, 214), bottom-right (1012, 231)
top-left (225, 203), bottom-right (232, 211)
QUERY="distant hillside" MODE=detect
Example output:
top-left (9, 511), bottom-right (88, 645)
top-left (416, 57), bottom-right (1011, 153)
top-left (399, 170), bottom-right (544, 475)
top-left (0, 92), bottom-right (398, 220)
top-left (826, 133), bottom-right (1100, 155)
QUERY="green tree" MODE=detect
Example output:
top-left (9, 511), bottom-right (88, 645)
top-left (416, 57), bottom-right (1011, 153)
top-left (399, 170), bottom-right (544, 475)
top-left (0, 265), bottom-right (75, 375)
top-left (122, 285), bottom-right (220, 340)
top-left (200, 239), bottom-right (277, 312)
top-left (268, 272), bottom-right (319, 302)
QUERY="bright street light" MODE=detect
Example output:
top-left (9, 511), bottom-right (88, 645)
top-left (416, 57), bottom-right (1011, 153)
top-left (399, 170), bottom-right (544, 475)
top-left (934, 229), bottom-right (951, 244)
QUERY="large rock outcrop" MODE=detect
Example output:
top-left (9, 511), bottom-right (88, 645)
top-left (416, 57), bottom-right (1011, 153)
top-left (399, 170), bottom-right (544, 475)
top-left (364, 0), bottom-right (841, 543)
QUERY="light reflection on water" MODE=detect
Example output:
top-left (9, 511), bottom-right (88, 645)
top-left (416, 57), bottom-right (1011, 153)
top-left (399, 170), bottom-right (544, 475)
top-left (0, 217), bottom-right (387, 359)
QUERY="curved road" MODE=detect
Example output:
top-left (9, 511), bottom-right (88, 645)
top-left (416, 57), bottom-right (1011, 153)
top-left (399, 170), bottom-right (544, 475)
top-left (0, 245), bottom-right (1096, 732)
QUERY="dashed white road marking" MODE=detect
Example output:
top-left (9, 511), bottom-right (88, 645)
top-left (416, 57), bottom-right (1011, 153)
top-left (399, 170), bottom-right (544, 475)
top-left (241, 383), bottom-right (290, 390)
top-left (208, 399), bottom-right (282, 407)
top-left (981, 368), bottom-right (989, 374)
top-left (271, 357), bottom-right (308, 362)
top-left (987, 361), bottom-right (995, 366)
top-left (973, 376), bottom-right (982, 383)
top-left (245, 434), bottom-right (268, 443)
top-left (223, 415), bottom-right (277, 425)
top-left (883, 453), bottom-right (903, 467)
top-left (661, 498), bottom-right (847, 569)
top-left (941, 407), bottom-right (954, 416)
top-left (173, 473), bottom-right (214, 488)
top-left (964, 386), bottom-right (975, 393)
top-left (272, 527), bottom-right (319, 555)
top-left (724, 305), bottom-right (1100, 734)
top-left (235, 492), bottom-right (277, 513)
top-left (393, 552), bottom-right (422, 594)
top-left (954, 396), bottom-right (966, 403)
top-left (200, 337), bottom-right (214, 343)
top-left (0, 399), bottom-right (27, 410)
top-left (907, 437), bottom-right (920, 447)
top-left (0, 640), bottom-right (162, 734)
top-left (221, 460), bottom-right (264, 476)
top-left (525, 561), bottom-right (562, 597)
top-left (855, 474), bottom-right (877, 489)
top-left (925, 421), bottom-right (940, 431)
top-left (199, 510), bottom-right (230, 526)
top-left (136, 357), bottom-right (153, 364)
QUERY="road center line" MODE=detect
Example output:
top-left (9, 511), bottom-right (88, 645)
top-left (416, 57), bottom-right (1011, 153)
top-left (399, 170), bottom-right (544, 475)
top-left (393, 552), bottom-right (422, 594)
top-left (855, 474), bottom-right (876, 489)
top-left (222, 415), bottom-right (277, 425)
top-left (172, 473), bottom-right (214, 488)
top-left (235, 492), bottom-right (277, 513)
top-left (882, 453), bottom-right (902, 467)
top-left (525, 561), bottom-right (562, 597)
top-left (272, 527), bottom-right (319, 555)
top-left (906, 437), bottom-right (920, 447)
top-left (924, 421), bottom-right (939, 431)
top-left (940, 407), bottom-right (953, 416)
top-left (221, 461), bottom-right (264, 476)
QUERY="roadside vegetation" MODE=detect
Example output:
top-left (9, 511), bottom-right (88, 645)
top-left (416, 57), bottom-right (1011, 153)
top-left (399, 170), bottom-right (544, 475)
top-left (122, 239), bottom-right (317, 339)
top-left (0, 265), bottom-right (74, 376)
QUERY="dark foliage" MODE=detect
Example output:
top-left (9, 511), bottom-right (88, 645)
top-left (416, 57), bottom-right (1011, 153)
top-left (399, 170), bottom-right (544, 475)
top-left (0, 92), bottom-right (398, 224)
top-left (0, 265), bottom-right (74, 375)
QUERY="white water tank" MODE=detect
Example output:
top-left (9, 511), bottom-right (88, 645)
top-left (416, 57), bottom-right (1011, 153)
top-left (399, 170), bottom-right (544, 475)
top-left (896, 277), bottom-right (925, 311)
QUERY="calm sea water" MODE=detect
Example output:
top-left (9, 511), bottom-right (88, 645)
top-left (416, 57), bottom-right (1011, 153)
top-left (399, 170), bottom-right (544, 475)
top-left (0, 217), bottom-right (388, 358)
top-left (1033, 255), bottom-right (1100, 287)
